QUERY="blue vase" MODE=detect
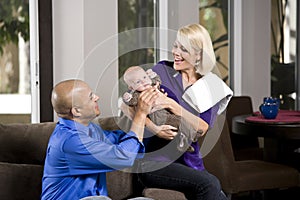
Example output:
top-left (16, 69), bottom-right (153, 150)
top-left (263, 97), bottom-right (280, 108)
top-left (259, 102), bottom-right (279, 119)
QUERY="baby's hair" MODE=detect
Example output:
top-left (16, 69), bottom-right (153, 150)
top-left (123, 66), bottom-right (144, 85)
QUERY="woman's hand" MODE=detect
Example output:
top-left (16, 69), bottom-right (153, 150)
top-left (145, 117), bottom-right (178, 140)
top-left (155, 124), bottom-right (178, 140)
top-left (151, 88), bottom-right (210, 136)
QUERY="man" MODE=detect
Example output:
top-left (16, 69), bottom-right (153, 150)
top-left (41, 79), bottom-right (158, 200)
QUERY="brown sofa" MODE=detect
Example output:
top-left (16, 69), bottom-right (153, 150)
top-left (0, 117), bottom-right (186, 200)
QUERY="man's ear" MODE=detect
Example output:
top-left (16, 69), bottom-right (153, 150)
top-left (71, 107), bottom-right (81, 117)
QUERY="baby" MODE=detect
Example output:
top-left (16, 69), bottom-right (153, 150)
top-left (122, 66), bottom-right (202, 152)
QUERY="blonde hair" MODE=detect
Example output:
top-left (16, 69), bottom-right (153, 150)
top-left (176, 24), bottom-right (216, 75)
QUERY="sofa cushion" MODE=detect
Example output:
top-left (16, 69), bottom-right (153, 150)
top-left (0, 162), bottom-right (44, 200)
top-left (107, 170), bottom-right (133, 200)
top-left (0, 122), bottom-right (56, 165)
top-left (0, 117), bottom-right (122, 165)
top-left (143, 188), bottom-right (187, 200)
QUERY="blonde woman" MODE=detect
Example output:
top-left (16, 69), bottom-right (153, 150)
top-left (122, 24), bottom-right (231, 199)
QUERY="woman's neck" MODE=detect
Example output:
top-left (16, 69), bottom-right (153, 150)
top-left (181, 69), bottom-right (201, 89)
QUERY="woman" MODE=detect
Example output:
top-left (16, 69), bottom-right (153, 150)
top-left (122, 24), bottom-right (231, 200)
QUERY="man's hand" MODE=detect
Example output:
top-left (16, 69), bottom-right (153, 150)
top-left (151, 89), bottom-right (172, 111)
top-left (120, 102), bottom-right (135, 120)
top-left (136, 87), bottom-right (159, 115)
top-left (130, 87), bottom-right (159, 141)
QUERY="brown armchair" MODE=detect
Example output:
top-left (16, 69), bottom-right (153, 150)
top-left (202, 115), bottom-right (299, 199)
top-left (226, 96), bottom-right (263, 160)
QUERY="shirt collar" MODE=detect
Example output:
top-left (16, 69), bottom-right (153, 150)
top-left (58, 117), bottom-right (90, 134)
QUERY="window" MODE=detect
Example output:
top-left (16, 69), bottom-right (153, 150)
top-left (0, 0), bottom-right (53, 123)
top-left (199, 0), bottom-right (229, 84)
top-left (117, 0), bottom-right (231, 99)
top-left (0, 0), bottom-right (31, 123)
top-left (118, 0), bottom-right (158, 96)
top-left (271, 0), bottom-right (297, 110)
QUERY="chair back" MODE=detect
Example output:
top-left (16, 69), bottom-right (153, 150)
top-left (226, 96), bottom-right (259, 149)
top-left (203, 115), bottom-right (299, 195)
top-left (202, 115), bottom-right (236, 193)
top-left (226, 96), bottom-right (253, 131)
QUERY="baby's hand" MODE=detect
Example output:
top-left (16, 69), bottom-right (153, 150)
top-left (123, 92), bottom-right (133, 102)
top-left (153, 81), bottom-right (160, 89)
top-left (146, 69), bottom-right (157, 79)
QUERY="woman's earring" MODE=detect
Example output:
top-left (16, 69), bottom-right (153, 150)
top-left (195, 59), bottom-right (200, 66)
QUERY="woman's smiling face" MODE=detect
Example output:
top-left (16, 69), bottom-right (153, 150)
top-left (172, 40), bottom-right (199, 72)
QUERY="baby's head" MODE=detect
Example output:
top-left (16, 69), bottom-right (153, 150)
top-left (124, 66), bottom-right (152, 92)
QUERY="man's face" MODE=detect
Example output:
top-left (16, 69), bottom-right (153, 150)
top-left (72, 83), bottom-right (100, 123)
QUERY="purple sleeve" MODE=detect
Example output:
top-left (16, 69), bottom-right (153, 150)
top-left (160, 85), bottom-right (179, 103)
top-left (199, 103), bottom-right (219, 128)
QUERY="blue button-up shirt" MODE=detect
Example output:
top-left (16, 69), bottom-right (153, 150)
top-left (41, 118), bottom-right (144, 200)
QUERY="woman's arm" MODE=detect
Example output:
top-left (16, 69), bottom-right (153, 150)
top-left (120, 102), bottom-right (178, 140)
top-left (145, 117), bottom-right (178, 140)
top-left (154, 92), bottom-right (209, 136)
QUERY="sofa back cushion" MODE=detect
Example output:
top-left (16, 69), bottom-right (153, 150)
top-left (0, 122), bottom-right (56, 165)
top-left (0, 117), bottom-right (121, 165)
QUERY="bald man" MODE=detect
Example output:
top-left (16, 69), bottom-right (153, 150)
top-left (41, 79), bottom-right (158, 200)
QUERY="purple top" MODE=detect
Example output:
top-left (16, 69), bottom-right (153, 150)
top-left (143, 60), bottom-right (219, 171)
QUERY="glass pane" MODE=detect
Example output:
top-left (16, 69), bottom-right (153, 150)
top-left (118, 0), bottom-right (157, 95)
top-left (271, 0), bottom-right (297, 110)
top-left (0, 0), bottom-right (31, 123)
top-left (199, 0), bottom-right (229, 84)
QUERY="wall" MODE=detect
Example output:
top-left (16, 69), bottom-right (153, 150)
top-left (233, 0), bottom-right (271, 111)
top-left (158, 0), bottom-right (199, 60)
top-left (52, 0), bottom-right (118, 117)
